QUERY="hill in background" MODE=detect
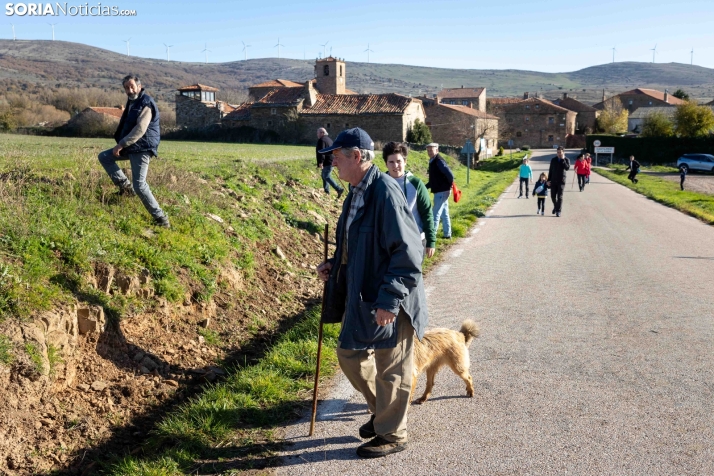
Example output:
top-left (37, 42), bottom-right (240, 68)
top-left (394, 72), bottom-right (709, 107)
top-left (1, 40), bottom-right (714, 104)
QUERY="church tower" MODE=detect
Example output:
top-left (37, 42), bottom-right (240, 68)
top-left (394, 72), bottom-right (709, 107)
top-left (314, 57), bottom-right (346, 95)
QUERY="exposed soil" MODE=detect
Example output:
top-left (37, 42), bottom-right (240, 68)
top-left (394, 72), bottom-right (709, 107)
top-left (0, 187), bottom-right (342, 475)
top-left (647, 172), bottom-right (714, 195)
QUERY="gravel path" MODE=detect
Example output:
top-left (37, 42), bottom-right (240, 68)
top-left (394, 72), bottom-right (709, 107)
top-left (277, 149), bottom-right (714, 475)
top-left (645, 172), bottom-right (714, 195)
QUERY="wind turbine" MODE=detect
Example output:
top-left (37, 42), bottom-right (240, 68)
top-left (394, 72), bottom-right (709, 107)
top-left (10, 23), bottom-right (15, 41)
top-left (612, 47), bottom-right (616, 63)
top-left (651, 44), bottom-right (657, 63)
top-left (365, 43), bottom-right (374, 63)
top-left (163, 43), bottom-right (173, 61)
top-left (242, 41), bottom-right (251, 61)
top-left (201, 43), bottom-right (211, 63)
top-left (48, 23), bottom-right (57, 41)
top-left (124, 38), bottom-right (131, 56)
top-left (691, 48), bottom-right (694, 66)
top-left (274, 38), bottom-right (284, 59)
top-left (321, 41), bottom-right (329, 58)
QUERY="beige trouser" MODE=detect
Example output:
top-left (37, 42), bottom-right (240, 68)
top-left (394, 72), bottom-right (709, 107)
top-left (337, 310), bottom-right (415, 443)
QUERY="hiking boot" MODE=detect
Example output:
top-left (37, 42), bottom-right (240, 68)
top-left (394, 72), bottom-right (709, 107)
top-left (356, 436), bottom-right (407, 459)
top-left (154, 215), bottom-right (171, 228)
top-left (118, 183), bottom-right (135, 196)
top-left (359, 415), bottom-right (376, 439)
top-left (337, 188), bottom-right (344, 200)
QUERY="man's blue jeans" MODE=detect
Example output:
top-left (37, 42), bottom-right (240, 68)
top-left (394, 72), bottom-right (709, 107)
top-left (98, 148), bottom-right (166, 220)
top-left (321, 165), bottom-right (344, 194)
top-left (432, 190), bottom-right (451, 238)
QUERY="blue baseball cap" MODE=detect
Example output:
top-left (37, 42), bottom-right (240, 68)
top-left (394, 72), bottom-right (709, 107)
top-left (318, 127), bottom-right (374, 154)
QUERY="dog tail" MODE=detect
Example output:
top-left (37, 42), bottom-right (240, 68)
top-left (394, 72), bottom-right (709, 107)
top-left (460, 320), bottom-right (480, 347)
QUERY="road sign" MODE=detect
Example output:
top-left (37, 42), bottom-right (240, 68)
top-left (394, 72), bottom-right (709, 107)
top-left (508, 139), bottom-right (514, 147)
top-left (462, 140), bottom-right (476, 155)
top-left (593, 140), bottom-right (602, 147)
top-left (595, 147), bottom-right (614, 154)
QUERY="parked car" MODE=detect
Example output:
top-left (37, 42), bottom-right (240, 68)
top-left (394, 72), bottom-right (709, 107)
top-left (677, 154), bottom-right (714, 173)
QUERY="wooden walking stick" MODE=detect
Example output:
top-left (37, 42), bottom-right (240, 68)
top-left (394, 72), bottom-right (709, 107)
top-left (571, 172), bottom-right (576, 190)
top-left (309, 224), bottom-right (329, 436)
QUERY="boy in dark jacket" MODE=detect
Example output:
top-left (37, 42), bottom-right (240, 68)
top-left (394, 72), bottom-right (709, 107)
top-left (424, 143), bottom-right (454, 239)
top-left (626, 155), bottom-right (640, 183)
top-left (533, 172), bottom-right (549, 215)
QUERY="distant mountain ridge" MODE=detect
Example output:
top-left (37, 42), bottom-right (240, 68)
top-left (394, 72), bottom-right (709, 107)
top-left (1, 40), bottom-right (713, 104)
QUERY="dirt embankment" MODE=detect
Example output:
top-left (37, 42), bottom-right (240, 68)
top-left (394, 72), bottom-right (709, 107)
top-left (0, 187), bottom-right (340, 475)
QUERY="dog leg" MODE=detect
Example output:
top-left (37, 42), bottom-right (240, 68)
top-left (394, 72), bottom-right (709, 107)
top-left (415, 367), bottom-right (438, 404)
top-left (449, 360), bottom-right (475, 398)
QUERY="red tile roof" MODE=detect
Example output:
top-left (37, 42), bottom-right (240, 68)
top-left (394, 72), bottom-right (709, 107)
top-left (437, 87), bottom-right (485, 99)
top-left (88, 107), bottom-right (124, 118)
top-left (254, 87), bottom-right (306, 106)
top-left (250, 79), bottom-right (303, 88)
top-left (503, 97), bottom-right (570, 113)
top-left (552, 97), bottom-right (597, 112)
top-left (618, 88), bottom-right (685, 105)
top-left (435, 103), bottom-right (499, 119)
top-left (177, 83), bottom-right (219, 92)
top-left (302, 93), bottom-right (415, 115)
top-left (222, 103), bottom-right (253, 121)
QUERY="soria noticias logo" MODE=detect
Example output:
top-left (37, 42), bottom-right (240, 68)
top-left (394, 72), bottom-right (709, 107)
top-left (5, 3), bottom-right (137, 16)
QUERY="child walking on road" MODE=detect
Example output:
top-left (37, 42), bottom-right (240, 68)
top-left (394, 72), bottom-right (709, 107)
top-left (533, 173), bottom-right (549, 215)
top-left (680, 167), bottom-right (687, 191)
top-left (519, 157), bottom-right (533, 198)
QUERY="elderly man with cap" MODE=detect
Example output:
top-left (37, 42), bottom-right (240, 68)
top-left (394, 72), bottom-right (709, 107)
top-left (424, 143), bottom-right (454, 239)
top-left (316, 127), bottom-right (428, 458)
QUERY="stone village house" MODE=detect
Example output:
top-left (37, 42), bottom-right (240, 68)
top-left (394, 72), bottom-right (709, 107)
top-left (188, 57), bottom-right (425, 143)
top-left (436, 87), bottom-right (487, 112)
top-left (423, 102), bottom-right (498, 152)
top-left (175, 84), bottom-right (236, 128)
top-left (495, 96), bottom-right (576, 149)
top-left (551, 93), bottom-right (599, 133)
top-left (68, 106), bottom-right (124, 127)
top-left (592, 88), bottom-right (684, 114)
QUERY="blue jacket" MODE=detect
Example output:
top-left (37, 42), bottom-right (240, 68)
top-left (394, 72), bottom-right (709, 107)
top-left (519, 164), bottom-right (533, 179)
top-left (532, 179), bottom-right (549, 197)
top-left (321, 165), bottom-right (428, 350)
top-left (114, 89), bottom-right (160, 156)
top-left (425, 153), bottom-right (454, 193)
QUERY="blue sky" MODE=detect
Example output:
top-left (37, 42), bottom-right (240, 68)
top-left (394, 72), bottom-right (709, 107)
top-left (4, 0), bottom-right (714, 71)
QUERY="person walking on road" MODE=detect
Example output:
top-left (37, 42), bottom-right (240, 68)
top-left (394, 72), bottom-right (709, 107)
top-left (98, 74), bottom-right (169, 227)
top-left (547, 146), bottom-right (570, 217)
top-left (680, 166), bottom-right (687, 191)
top-left (533, 172), bottom-right (549, 215)
top-left (585, 152), bottom-right (592, 184)
top-left (316, 127), bottom-right (428, 459)
top-left (518, 157), bottom-right (533, 198)
top-left (626, 155), bottom-right (641, 184)
top-left (574, 154), bottom-right (590, 191)
top-left (425, 143), bottom-right (454, 239)
top-left (316, 128), bottom-right (344, 198)
top-left (383, 141), bottom-right (436, 259)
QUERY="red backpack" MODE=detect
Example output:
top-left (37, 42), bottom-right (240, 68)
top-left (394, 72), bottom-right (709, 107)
top-left (451, 182), bottom-right (462, 203)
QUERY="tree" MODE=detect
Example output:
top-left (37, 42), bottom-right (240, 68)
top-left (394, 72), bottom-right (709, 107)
top-left (640, 111), bottom-right (674, 137)
top-left (406, 119), bottom-right (432, 144)
top-left (596, 100), bottom-right (628, 134)
top-left (673, 101), bottom-right (714, 137)
top-left (672, 89), bottom-right (690, 101)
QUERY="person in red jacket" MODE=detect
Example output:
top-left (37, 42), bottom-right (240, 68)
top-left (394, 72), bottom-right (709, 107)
top-left (584, 153), bottom-right (592, 184)
top-left (573, 154), bottom-right (590, 191)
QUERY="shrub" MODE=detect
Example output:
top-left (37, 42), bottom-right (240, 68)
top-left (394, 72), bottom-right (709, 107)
top-left (521, 145), bottom-right (531, 151)
top-left (498, 146), bottom-right (504, 156)
top-left (641, 111), bottom-right (674, 137)
top-left (406, 119), bottom-right (432, 144)
top-left (674, 101), bottom-right (714, 138)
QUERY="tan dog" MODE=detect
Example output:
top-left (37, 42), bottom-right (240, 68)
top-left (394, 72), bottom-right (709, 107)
top-left (411, 320), bottom-right (480, 404)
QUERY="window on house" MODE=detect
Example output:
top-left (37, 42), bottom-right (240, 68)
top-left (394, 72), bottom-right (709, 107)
top-left (548, 117), bottom-right (554, 124)
top-left (535, 105), bottom-right (540, 109)
top-left (516, 131), bottom-right (522, 137)
top-left (548, 135), bottom-right (554, 142)
top-left (629, 100), bottom-right (633, 105)
top-left (271, 108), bottom-right (277, 115)
top-left (462, 100), bottom-right (468, 106)
top-left (525, 116), bottom-right (530, 122)
top-left (267, 120), bottom-right (273, 126)
top-left (340, 65), bottom-right (343, 76)
top-left (648, 101), bottom-right (652, 105)
top-left (525, 105), bottom-right (530, 109)
top-left (326, 123), bottom-right (330, 129)
top-left (560, 123), bottom-right (565, 127)
top-left (345, 123), bottom-right (349, 128)
top-left (324, 65), bottom-right (330, 76)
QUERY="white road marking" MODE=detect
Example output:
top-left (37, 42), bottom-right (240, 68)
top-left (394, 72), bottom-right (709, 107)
top-left (452, 249), bottom-right (464, 258)
top-left (471, 228), bottom-right (481, 235)
top-left (435, 264), bottom-right (451, 276)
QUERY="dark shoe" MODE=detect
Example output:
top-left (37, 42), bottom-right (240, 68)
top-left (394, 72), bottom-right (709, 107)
top-left (443, 235), bottom-right (452, 240)
top-left (359, 415), bottom-right (376, 439)
top-left (556, 212), bottom-right (561, 217)
top-left (526, 195), bottom-right (529, 199)
top-left (356, 436), bottom-right (407, 458)
top-left (552, 209), bottom-right (556, 215)
top-left (154, 216), bottom-right (171, 228)
top-left (118, 184), bottom-right (135, 196)
top-left (517, 195), bottom-right (522, 199)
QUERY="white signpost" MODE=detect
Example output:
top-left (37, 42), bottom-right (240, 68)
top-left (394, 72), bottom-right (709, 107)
top-left (594, 146), bottom-right (615, 165)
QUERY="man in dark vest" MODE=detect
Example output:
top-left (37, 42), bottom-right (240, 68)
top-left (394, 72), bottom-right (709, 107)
top-left (98, 75), bottom-right (169, 227)
top-left (547, 146), bottom-right (570, 217)
top-left (316, 127), bottom-right (344, 198)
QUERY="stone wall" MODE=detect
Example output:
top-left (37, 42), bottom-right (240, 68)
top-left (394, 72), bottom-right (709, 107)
top-left (425, 104), bottom-right (498, 148)
top-left (176, 95), bottom-right (223, 129)
top-left (299, 114), bottom-right (409, 143)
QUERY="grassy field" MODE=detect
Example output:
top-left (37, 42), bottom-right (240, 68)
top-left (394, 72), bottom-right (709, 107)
top-left (594, 167), bottom-right (714, 224)
top-left (0, 133), bottom-right (522, 474)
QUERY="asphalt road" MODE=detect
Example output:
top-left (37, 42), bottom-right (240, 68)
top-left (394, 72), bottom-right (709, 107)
top-left (277, 149), bottom-right (714, 475)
